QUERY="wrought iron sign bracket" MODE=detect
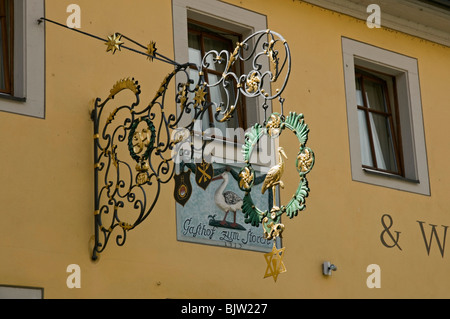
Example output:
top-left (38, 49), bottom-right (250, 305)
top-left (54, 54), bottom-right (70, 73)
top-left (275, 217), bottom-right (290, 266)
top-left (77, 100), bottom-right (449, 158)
top-left (40, 18), bottom-right (314, 281)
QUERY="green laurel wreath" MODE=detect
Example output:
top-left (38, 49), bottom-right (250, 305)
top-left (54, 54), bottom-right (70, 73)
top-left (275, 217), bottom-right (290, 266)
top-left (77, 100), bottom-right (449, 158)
top-left (239, 112), bottom-right (315, 238)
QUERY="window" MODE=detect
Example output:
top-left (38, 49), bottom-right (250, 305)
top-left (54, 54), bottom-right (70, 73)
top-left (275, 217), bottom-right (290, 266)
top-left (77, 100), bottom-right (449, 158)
top-left (355, 68), bottom-right (402, 176)
top-left (0, 0), bottom-right (13, 95)
top-left (187, 21), bottom-right (246, 140)
top-left (342, 37), bottom-right (430, 195)
top-left (0, 0), bottom-right (45, 118)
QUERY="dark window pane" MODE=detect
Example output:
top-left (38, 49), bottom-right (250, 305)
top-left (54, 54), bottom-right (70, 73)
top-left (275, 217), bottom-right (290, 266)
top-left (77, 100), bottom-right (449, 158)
top-left (369, 112), bottom-right (398, 173)
top-left (358, 109), bottom-right (373, 167)
top-left (363, 79), bottom-right (388, 113)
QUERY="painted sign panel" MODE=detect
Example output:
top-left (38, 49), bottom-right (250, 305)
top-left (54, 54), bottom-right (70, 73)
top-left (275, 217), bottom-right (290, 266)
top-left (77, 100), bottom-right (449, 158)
top-left (176, 163), bottom-right (276, 252)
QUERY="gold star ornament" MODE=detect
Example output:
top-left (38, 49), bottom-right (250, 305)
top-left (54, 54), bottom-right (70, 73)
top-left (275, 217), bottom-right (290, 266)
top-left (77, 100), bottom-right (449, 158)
top-left (146, 41), bottom-right (157, 61)
top-left (264, 242), bottom-right (287, 282)
top-left (193, 86), bottom-right (207, 106)
top-left (105, 33), bottom-right (124, 54)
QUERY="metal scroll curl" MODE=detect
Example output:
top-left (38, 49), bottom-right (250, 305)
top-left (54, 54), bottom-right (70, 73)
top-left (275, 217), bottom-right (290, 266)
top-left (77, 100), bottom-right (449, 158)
top-left (91, 66), bottom-right (218, 260)
top-left (91, 60), bottom-right (211, 260)
top-left (201, 29), bottom-right (291, 123)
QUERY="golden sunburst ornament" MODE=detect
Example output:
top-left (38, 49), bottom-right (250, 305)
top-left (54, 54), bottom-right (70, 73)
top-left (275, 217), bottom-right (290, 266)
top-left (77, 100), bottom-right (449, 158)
top-left (105, 33), bottom-right (124, 54)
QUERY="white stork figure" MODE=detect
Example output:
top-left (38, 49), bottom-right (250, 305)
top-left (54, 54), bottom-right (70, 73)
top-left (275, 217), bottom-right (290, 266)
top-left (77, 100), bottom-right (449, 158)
top-left (211, 171), bottom-right (243, 227)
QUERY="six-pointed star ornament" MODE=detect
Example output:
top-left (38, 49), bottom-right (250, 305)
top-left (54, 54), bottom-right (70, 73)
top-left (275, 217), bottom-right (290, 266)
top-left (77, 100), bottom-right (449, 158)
top-left (264, 242), bottom-right (287, 282)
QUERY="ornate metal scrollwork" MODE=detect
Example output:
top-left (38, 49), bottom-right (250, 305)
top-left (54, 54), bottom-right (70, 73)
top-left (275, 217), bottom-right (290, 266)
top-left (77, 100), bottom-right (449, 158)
top-left (39, 18), bottom-right (307, 264)
top-left (91, 71), bottom-right (186, 260)
top-left (88, 27), bottom-right (295, 260)
top-left (201, 29), bottom-right (291, 123)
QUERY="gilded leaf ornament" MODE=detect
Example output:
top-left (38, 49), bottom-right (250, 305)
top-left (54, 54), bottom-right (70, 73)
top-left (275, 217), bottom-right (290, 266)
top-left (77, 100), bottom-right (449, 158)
top-left (239, 166), bottom-right (254, 191)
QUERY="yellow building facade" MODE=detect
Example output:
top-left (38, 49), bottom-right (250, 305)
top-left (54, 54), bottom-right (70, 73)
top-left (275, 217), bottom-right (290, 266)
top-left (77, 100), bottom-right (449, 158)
top-left (0, 0), bottom-right (449, 299)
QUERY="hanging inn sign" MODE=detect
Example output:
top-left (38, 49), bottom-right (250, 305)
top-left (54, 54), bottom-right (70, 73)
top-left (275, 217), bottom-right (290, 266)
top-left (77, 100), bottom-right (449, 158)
top-left (40, 18), bottom-right (315, 282)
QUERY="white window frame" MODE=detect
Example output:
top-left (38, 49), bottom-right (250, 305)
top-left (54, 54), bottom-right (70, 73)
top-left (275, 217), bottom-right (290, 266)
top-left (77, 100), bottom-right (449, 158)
top-left (0, 0), bottom-right (45, 118)
top-left (172, 0), bottom-right (274, 168)
top-left (342, 37), bottom-right (430, 196)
